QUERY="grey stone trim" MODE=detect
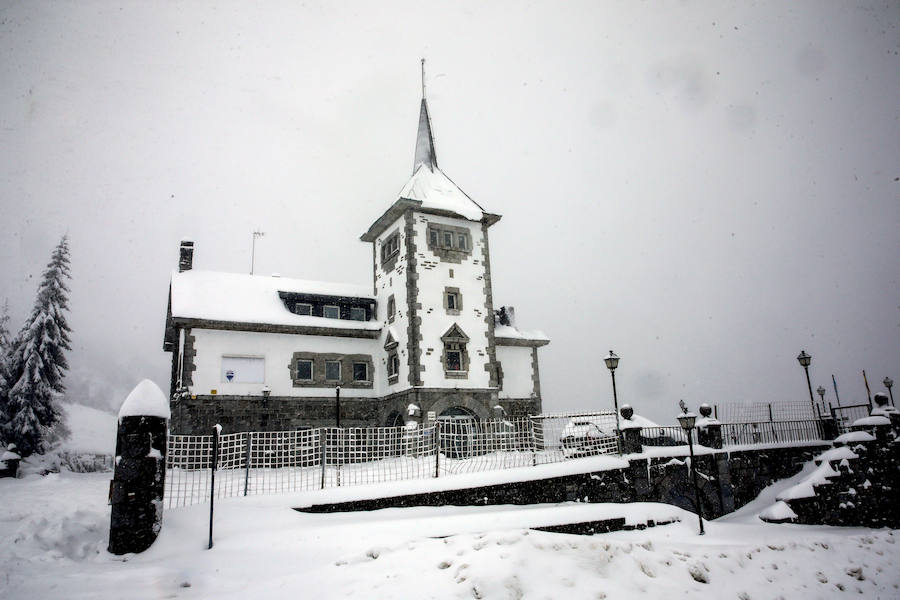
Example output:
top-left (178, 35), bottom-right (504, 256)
top-left (495, 337), bottom-right (550, 348)
top-left (289, 351), bottom-right (374, 389)
top-left (172, 317), bottom-right (380, 339)
top-left (530, 346), bottom-right (542, 411)
top-left (480, 222), bottom-right (499, 388)
top-left (360, 198), bottom-right (419, 243)
top-left (404, 211), bottom-right (424, 386)
top-left (182, 328), bottom-right (197, 388)
top-left (379, 228), bottom-right (401, 272)
top-left (426, 222), bottom-right (473, 263)
top-left (443, 286), bottom-right (462, 315)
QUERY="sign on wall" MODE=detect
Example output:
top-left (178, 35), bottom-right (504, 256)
top-left (221, 356), bottom-right (265, 383)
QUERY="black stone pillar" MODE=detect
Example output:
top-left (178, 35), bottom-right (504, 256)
top-left (819, 416), bottom-right (838, 440)
top-left (108, 415), bottom-right (168, 554)
top-left (620, 427), bottom-right (643, 454)
top-left (697, 424), bottom-right (723, 449)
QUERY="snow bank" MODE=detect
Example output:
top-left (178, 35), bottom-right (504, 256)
top-left (834, 431), bottom-right (875, 444)
top-left (851, 415), bottom-right (890, 427)
top-left (758, 500), bottom-right (797, 522)
top-left (118, 379), bottom-right (170, 420)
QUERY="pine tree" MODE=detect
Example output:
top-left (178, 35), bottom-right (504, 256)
top-left (6, 236), bottom-right (73, 456)
top-left (0, 300), bottom-right (11, 443)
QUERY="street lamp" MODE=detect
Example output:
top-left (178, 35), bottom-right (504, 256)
top-left (676, 402), bottom-right (705, 535)
top-left (796, 350), bottom-right (816, 415)
top-left (884, 377), bottom-right (894, 407)
top-left (604, 351), bottom-right (622, 436)
top-left (334, 385), bottom-right (341, 428)
top-left (816, 385), bottom-right (826, 415)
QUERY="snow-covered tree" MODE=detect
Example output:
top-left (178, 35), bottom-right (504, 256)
top-left (5, 236), bottom-right (73, 456)
top-left (0, 300), bottom-right (11, 442)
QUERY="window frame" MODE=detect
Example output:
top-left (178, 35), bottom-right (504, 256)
top-left (296, 359), bottom-right (314, 381)
top-left (352, 362), bottom-right (368, 382)
top-left (294, 303), bottom-right (312, 316)
top-left (349, 306), bottom-right (366, 321)
top-left (323, 305), bottom-right (340, 320)
top-left (324, 360), bottom-right (341, 382)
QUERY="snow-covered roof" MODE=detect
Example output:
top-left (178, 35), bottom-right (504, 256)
top-left (399, 164), bottom-right (485, 222)
top-left (170, 270), bottom-right (379, 331)
top-left (495, 324), bottom-right (550, 346)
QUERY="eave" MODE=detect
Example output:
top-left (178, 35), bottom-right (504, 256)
top-left (171, 317), bottom-right (382, 339)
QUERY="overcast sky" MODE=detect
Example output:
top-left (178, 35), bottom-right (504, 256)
top-left (1, 1), bottom-right (897, 424)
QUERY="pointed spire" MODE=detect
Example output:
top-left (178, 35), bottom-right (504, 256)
top-left (413, 58), bottom-right (438, 173)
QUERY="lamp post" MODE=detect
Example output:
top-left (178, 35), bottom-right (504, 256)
top-left (796, 350), bottom-right (815, 415)
top-left (676, 402), bottom-right (704, 535)
top-left (604, 351), bottom-right (622, 438)
top-left (884, 377), bottom-right (894, 407)
top-left (334, 385), bottom-right (341, 428)
top-left (816, 385), bottom-right (826, 415)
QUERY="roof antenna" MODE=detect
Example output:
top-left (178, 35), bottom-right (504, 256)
top-left (421, 57), bottom-right (426, 99)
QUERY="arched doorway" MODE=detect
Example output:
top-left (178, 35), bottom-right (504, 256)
top-left (437, 406), bottom-right (478, 459)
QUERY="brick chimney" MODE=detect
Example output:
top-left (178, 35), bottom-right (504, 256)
top-left (178, 239), bottom-right (194, 272)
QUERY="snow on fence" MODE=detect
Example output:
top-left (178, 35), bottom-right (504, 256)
top-left (164, 410), bottom-right (826, 508)
top-left (165, 414), bottom-right (620, 508)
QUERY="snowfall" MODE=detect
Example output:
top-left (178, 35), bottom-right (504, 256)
top-left (1, 405), bottom-right (898, 599)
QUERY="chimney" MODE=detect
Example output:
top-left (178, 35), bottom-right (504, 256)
top-left (178, 239), bottom-right (194, 272)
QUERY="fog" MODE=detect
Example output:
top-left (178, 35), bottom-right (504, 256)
top-left (1, 1), bottom-right (897, 425)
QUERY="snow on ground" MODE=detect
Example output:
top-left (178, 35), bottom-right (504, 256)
top-left (1, 469), bottom-right (899, 599)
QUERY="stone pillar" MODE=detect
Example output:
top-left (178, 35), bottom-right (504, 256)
top-left (618, 405), bottom-right (643, 454)
top-left (696, 404), bottom-right (723, 449)
top-left (108, 380), bottom-right (170, 555)
top-left (819, 416), bottom-right (839, 440)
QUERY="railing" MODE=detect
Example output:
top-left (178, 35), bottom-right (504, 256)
top-left (712, 401), bottom-right (816, 423)
top-left (830, 403), bottom-right (871, 434)
top-left (720, 419), bottom-right (822, 446)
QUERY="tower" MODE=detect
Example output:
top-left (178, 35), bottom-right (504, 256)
top-left (360, 77), bottom-right (504, 422)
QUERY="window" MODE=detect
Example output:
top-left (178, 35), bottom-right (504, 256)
top-left (441, 324), bottom-right (470, 378)
top-left (444, 287), bottom-right (462, 314)
top-left (296, 359), bottom-right (313, 381)
top-left (353, 362), bottom-right (368, 382)
top-left (294, 303), bottom-right (312, 316)
top-left (446, 347), bottom-right (462, 371)
top-left (387, 295), bottom-right (395, 322)
top-left (323, 305), bottom-right (340, 319)
top-left (457, 233), bottom-right (468, 250)
top-left (388, 353), bottom-right (400, 379)
top-left (221, 356), bottom-right (265, 383)
top-left (349, 307), bottom-right (366, 321)
top-left (325, 360), bottom-right (341, 381)
top-left (381, 232), bottom-right (400, 264)
top-left (443, 231), bottom-right (453, 247)
top-left (430, 229), bottom-right (438, 246)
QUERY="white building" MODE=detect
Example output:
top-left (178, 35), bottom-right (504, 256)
top-left (163, 88), bottom-right (548, 434)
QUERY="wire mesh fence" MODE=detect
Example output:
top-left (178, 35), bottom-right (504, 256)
top-left (164, 407), bottom-right (830, 508)
top-left (830, 403), bottom-right (872, 434)
top-left (164, 413), bottom-right (621, 508)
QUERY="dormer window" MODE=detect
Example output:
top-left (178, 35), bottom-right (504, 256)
top-left (323, 305), bottom-right (340, 319)
top-left (294, 303), bottom-right (312, 316)
top-left (441, 324), bottom-right (470, 379)
top-left (349, 307), bottom-right (366, 321)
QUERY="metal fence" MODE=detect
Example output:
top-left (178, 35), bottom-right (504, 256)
top-left (830, 403), bottom-right (871, 434)
top-left (720, 419), bottom-right (822, 446)
top-left (712, 401), bottom-right (817, 423)
top-left (165, 413), bottom-right (621, 508)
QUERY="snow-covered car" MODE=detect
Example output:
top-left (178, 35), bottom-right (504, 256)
top-left (560, 419), bottom-right (617, 458)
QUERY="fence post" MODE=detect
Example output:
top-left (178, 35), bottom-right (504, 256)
top-left (207, 425), bottom-right (220, 550)
top-left (320, 428), bottom-right (326, 490)
top-left (434, 423), bottom-right (440, 478)
top-left (768, 404), bottom-right (777, 442)
top-left (243, 432), bottom-right (252, 497)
